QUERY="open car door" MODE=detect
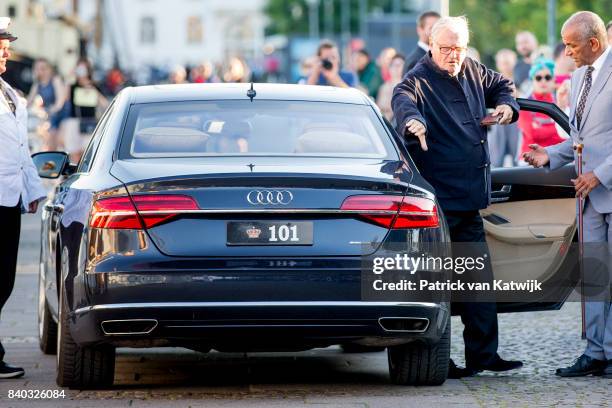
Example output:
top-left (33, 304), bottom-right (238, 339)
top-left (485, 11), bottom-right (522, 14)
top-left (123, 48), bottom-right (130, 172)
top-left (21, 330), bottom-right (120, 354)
top-left (485, 98), bottom-right (578, 313)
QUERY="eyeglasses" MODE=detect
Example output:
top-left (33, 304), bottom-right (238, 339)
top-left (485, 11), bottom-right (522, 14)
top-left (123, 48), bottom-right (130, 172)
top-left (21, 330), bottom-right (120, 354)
top-left (534, 74), bottom-right (553, 82)
top-left (437, 45), bottom-right (468, 55)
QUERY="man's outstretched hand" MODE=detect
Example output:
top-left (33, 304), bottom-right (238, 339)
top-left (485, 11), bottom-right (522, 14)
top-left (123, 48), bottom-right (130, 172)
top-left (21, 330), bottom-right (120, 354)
top-left (405, 119), bottom-right (428, 151)
top-left (522, 144), bottom-right (550, 168)
top-left (492, 104), bottom-right (514, 125)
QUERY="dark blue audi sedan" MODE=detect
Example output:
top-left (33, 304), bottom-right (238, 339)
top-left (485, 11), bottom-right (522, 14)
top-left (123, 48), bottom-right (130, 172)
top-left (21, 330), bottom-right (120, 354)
top-left (32, 83), bottom-right (453, 389)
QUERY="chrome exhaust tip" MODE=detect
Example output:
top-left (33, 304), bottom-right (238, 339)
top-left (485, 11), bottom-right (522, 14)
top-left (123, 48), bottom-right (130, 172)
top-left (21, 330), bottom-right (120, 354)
top-left (101, 319), bottom-right (158, 335)
top-left (378, 317), bottom-right (429, 333)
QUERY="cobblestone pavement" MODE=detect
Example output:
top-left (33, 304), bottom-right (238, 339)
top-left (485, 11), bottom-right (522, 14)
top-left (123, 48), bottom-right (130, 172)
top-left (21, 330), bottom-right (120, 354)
top-left (0, 216), bottom-right (609, 407)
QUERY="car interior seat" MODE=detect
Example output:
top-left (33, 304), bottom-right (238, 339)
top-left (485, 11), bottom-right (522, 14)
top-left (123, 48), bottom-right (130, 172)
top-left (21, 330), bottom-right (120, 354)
top-left (294, 122), bottom-right (372, 154)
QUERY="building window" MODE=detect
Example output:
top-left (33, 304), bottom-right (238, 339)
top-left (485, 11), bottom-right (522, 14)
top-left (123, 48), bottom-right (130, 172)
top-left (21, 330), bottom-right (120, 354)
top-left (186, 16), bottom-right (203, 44)
top-left (8, 5), bottom-right (16, 18)
top-left (140, 16), bottom-right (156, 45)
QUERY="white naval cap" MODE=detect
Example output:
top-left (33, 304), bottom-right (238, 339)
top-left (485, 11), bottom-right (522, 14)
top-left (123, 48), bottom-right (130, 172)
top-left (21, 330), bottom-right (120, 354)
top-left (0, 17), bottom-right (17, 41)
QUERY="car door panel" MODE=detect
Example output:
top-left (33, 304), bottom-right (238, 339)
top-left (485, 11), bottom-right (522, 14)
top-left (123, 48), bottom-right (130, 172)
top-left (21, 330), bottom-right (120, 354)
top-left (483, 198), bottom-right (574, 244)
top-left (488, 99), bottom-right (577, 313)
top-left (483, 197), bottom-right (575, 274)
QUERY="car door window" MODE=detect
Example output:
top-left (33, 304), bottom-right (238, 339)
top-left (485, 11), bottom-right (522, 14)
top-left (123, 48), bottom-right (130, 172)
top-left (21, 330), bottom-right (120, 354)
top-left (78, 102), bottom-right (115, 173)
top-left (488, 99), bottom-right (570, 168)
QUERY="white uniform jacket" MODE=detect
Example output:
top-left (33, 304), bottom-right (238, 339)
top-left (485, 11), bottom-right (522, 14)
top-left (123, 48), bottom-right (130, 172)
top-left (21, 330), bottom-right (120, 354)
top-left (0, 77), bottom-right (47, 210)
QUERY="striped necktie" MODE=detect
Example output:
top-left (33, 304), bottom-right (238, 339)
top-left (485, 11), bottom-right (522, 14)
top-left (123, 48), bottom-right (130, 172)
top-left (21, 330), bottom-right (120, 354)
top-left (576, 66), bottom-right (594, 130)
top-left (0, 81), bottom-right (16, 115)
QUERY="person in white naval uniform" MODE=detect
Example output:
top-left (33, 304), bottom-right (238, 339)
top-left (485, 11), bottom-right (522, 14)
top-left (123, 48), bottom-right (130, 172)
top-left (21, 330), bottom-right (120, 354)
top-left (0, 17), bottom-right (47, 379)
top-left (524, 11), bottom-right (612, 379)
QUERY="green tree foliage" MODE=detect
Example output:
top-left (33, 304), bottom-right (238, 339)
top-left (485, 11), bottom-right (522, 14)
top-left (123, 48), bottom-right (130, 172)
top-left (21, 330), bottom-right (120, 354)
top-left (265, 0), bottom-right (611, 63)
top-left (451, 0), bottom-right (612, 62)
top-left (265, 0), bottom-right (307, 36)
top-left (264, 0), bottom-right (418, 36)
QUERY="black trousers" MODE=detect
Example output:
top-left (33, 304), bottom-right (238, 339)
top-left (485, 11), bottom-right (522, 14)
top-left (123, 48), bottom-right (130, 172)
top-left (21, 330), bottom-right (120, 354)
top-left (0, 203), bottom-right (21, 361)
top-left (444, 210), bottom-right (499, 369)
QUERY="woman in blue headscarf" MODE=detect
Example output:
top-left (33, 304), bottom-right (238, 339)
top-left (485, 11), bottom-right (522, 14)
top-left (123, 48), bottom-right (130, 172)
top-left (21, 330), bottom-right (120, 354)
top-left (518, 58), bottom-right (565, 160)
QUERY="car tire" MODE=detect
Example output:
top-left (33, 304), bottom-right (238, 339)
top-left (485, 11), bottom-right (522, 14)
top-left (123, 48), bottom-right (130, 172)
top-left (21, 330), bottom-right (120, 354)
top-left (387, 317), bottom-right (450, 386)
top-left (38, 269), bottom-right (57, 355)
top-left (56, 272), bottom-right (115, 389)
top-left (340, 344), bottom-right (386, 353)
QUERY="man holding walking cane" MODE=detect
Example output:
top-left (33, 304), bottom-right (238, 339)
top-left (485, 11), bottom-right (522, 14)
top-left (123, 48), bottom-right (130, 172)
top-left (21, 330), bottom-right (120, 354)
top-left (523, 11), bottom-right (612, 379)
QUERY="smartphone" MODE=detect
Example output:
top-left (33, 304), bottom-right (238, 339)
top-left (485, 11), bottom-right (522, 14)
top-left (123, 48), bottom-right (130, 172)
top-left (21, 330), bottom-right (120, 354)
top-left (480, 114), bottom-right (500, 127)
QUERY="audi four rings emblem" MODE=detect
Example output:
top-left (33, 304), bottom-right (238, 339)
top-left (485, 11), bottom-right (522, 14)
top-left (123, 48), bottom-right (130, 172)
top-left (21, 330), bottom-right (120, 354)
top-left (247, 190), bottom-right (294, 205)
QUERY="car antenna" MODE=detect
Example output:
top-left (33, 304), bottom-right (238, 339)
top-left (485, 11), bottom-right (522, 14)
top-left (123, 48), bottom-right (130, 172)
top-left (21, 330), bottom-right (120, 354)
top-left (247, 82), bottom-right (256, 102)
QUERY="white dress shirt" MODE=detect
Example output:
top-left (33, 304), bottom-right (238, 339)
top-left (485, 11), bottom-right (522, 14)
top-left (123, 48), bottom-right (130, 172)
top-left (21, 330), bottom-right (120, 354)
top-left (417, 41), bottom-right (430, 52)
top-left (577, 46), bottom-right (610, 102)
top-left (0, 77), bottom-right (47, 210)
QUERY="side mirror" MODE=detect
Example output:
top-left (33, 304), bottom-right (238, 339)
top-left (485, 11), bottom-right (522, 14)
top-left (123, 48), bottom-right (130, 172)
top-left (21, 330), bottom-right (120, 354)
top-left (31, 151), bottom-right (76, 179)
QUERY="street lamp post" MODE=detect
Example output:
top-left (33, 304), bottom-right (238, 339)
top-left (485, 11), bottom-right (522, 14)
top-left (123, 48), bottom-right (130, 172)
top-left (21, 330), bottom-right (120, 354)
top-left (547, 0), bottom-right (557, 48)
top-left (305, 0), bottom-right (320, 39)
top-left (439, 0), bottom-right (449, 17)
top-left (324, 0), bottom-right (334, 38)
top-left (392, 0), bottom-right (400, 51)
top-left (359, 0), bottom-right (368, 44)
top-left (341, 0), bottom-right (350, 51)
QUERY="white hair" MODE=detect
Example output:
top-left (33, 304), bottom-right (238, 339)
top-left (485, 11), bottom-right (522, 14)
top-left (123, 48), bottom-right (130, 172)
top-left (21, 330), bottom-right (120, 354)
top-left (430, 16), bottom-right (470, 45)
top-left (562, 11), bottom-right (607, 44)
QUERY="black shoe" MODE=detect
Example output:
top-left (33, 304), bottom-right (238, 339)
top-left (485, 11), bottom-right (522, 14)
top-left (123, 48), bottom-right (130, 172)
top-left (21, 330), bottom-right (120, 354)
top-left (603, 360), bottom-right (612, 379)
top-left (555, 354), bottom-right (606, 377)
top-left (477, 355), bottom-right (524, 372)
top-left (448, 359), bottom-right (478, 379)
top-left (0, 361), bottom-right (25, 379)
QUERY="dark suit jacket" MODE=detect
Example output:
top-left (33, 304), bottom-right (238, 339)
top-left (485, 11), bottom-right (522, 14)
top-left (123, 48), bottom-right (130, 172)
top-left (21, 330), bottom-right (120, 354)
top-left (404, 46), bottom-right (427, 75)
top-left (392, 53), bottom-right (519, 212)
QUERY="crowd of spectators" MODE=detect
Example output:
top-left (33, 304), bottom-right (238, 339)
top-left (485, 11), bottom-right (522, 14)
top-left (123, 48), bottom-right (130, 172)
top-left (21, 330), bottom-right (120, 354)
top-left (23, 12), bottom-right (612, 167)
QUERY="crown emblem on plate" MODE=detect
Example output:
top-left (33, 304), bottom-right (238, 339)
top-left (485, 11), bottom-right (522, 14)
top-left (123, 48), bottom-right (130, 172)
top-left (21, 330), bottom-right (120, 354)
top-left (246, 226), bottom-right (261, 239)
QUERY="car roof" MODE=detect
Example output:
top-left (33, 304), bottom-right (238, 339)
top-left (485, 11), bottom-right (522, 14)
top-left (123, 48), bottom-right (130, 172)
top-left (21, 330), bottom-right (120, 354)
top-left (124, 83), bottom-right (373, 105)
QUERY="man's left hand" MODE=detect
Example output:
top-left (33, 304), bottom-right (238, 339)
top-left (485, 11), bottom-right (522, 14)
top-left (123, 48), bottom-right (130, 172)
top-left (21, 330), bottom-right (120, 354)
top-left (28, 200), bottom-right (39, 213)
top-left (571, 171), bottom-right (600, 198)
top-left (492, 104), bottom-right (514, 125)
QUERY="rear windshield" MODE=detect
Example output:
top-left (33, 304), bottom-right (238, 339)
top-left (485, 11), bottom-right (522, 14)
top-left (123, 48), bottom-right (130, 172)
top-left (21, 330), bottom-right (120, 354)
top-left (119, 100), bottom-right (398, 159)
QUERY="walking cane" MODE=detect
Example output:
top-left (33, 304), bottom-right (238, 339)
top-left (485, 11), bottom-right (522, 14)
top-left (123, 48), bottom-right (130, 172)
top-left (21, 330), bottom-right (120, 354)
top-left (574, 143), bottom-right (587, 340)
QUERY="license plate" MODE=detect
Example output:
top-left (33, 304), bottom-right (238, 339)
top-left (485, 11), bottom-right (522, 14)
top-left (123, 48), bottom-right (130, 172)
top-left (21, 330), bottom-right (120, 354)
top-left (227, 222), bottom-right (313, 246)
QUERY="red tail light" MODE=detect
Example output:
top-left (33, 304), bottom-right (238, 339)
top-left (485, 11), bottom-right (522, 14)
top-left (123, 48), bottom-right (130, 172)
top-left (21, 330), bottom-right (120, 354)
top-left (90, 195), bottom-right (199, 229)
top-left (340, 195), bottom-right (438, 229)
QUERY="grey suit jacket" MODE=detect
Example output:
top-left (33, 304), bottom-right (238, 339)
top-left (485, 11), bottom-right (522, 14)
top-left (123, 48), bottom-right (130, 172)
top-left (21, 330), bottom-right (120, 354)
top-left (546, 50), bottom-right (612, 214)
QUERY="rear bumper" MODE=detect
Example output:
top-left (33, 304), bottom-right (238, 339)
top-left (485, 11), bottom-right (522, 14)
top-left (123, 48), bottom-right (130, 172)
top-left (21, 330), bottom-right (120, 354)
top-left (70, 228), bottom-right (450, 350)
top-left (69, 301), bottom-right (449, 350)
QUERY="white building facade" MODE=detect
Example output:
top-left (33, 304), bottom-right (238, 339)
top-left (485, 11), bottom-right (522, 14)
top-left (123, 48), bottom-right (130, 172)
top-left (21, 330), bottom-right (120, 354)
top-left (2, 0), bottom-right (80, 77)
top-left (90, 0), bottom-right (267, 72)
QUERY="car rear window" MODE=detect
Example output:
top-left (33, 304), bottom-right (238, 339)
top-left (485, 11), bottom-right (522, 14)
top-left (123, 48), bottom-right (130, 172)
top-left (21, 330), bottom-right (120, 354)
top-left (118, 100), bottom-right (398, 159)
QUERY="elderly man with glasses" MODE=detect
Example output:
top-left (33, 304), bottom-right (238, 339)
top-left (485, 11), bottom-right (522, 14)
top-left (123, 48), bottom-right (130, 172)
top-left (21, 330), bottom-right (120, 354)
top-left (392, 16), bottom-right (522, 379)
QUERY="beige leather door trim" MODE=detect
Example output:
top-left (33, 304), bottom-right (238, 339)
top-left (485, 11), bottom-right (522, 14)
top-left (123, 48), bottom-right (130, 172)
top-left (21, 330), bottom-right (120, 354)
top-left (483, 221), bottom-right (572, 244)
top-left (482, 198), bottom-right (576, 284)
